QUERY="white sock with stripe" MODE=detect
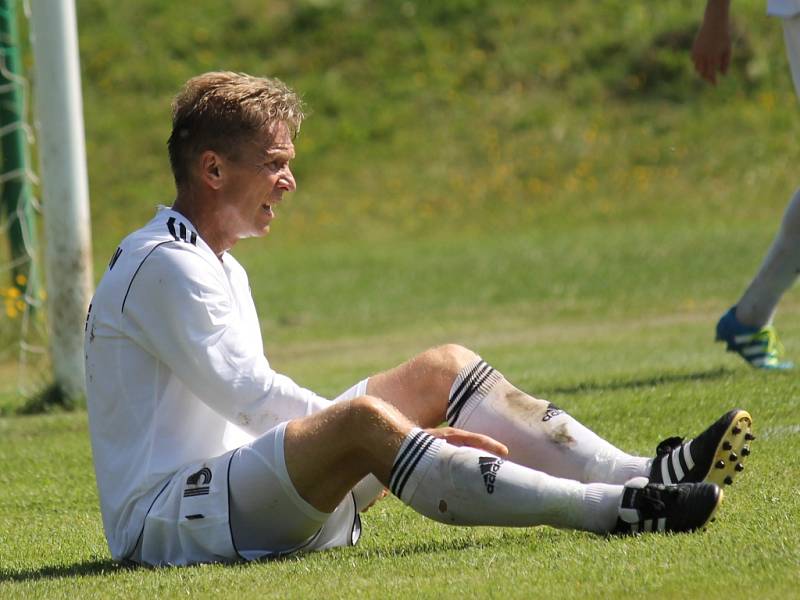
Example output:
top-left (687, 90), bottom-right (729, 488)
top-left (447, 359), bottom-right (651, 485)
top-left (389, 428), bottom-right (624, 533)
top-left (737, 188), bottom-right (800, 327)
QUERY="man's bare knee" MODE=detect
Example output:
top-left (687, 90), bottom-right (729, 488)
top-left (335, 395), bottom-right (414, 482)
top-left (283, 395), bottom-right (410, 512)
top-left (365, 344), bottom-right (479, 428)
top-left (346, 395), bottom-right (411, 442)
top-left (290, 395), bottom-right (406, 451)
top-left (430, 344), bottom-right (479, 374)
top-left (415, 344), bottom-right (479, 386)
top-left (347, 394), bottom-right (392, 415)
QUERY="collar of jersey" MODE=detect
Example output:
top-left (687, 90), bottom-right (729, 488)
top-left (157, 206), bottom-right (223, 264)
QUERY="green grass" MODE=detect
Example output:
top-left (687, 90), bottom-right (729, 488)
top-left (2, 0), bottom-right (800, 596)
top-left (2, 221), bottom-right (800, 598)
top-left (69, 0), bottom-right (796, 254)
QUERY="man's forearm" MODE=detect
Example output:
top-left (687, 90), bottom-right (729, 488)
top-left (703, 0), bottom-right (731, 26)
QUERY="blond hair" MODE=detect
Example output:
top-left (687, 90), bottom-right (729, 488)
top-left (167, 71), bottom-right (304, 187)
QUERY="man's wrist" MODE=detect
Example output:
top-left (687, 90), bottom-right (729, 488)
top-left (705, 0), bottom-right (731, 19)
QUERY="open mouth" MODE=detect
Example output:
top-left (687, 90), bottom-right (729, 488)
top-left (262, 204), bottom-right (274, 217)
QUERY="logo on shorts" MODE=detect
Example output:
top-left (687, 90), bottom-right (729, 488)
top-left (478, 456), bottom-right (504, 494)
top-left (542, 402), bottom-right (564, 422)
top-left (183, 467), bottom-right (212, 498)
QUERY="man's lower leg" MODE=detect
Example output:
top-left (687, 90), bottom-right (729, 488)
top-left (445, 358), bottom-right (650, 484)
top-left (387, 428), bottom-right (722, 535)
top-left (736, 188), bottom-right (800, 327)
top-left (388, 427), bottom-right (623, 532)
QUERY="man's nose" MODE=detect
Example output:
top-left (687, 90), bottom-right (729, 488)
top-left (280, 166), bottom-right (296, 192)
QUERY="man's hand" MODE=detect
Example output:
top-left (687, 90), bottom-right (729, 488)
top-left (425, 426), bottom-right (509, 457)
top-left (362, 427), bottom-right (507, 512)
top-left (360, 427), bottom-right (508, 512)
top-left (692, 0), bottom-right (733, 85)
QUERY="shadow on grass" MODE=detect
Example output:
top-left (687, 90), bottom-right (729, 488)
top-left (0, 383), bottom-right (85, 417)
top-left (0, 559), bottom-right (136, 583)
top-left (350, 537), bottom-right (500, 559)
top-left (346, 529), bottom-right (545, 561)
top-left (1, 537), bottom-right (523, 580)
top-left (539, 367), bottom-right (734, 396)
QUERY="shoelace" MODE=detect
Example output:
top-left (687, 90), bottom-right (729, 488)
top-left (655, 436), bottom-right (684, 457)
top-left (635, 485), bottom-right (673, 517)
top-left (756, 326), bottom-right (786, 361)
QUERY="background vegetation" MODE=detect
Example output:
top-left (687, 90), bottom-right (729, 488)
top-left (1, 0), bottom-right (799, 597)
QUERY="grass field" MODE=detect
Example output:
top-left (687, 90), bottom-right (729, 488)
top-left (2, 0), bottom-right (800, 597)
top-left (2, 219), bottom-right (800, 598)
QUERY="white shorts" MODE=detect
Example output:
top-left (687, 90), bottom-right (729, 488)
top-left (130, 379), bottom-right (385, 566)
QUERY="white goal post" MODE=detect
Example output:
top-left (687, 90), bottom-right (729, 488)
top-left (29, 0), bottom-right (93, 400)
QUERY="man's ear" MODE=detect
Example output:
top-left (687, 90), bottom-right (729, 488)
top-left (199, 151), bottom-right (224, 190)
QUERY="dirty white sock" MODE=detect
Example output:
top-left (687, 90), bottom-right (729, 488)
top-left (446, 359), bottom-right (650, 484)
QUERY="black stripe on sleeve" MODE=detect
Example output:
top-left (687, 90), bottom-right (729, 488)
top-left (166, 216), bottom-right (179, 241)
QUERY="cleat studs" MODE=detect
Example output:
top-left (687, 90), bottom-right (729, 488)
top-left (741, 446), bottom-right (751, 456)
top-left (735, 463), bottom-right (745, 472)
top-left (745, 433), bottom-right (756, 441)
top-left (715, 460), bottom-right (725, 469)
top-left (724, 476), bottom-right (734, 485)
top-left (722, 441), bottom-right (732, 451)
top-left (732, 427), bottom-right (742, 435)
top-left (729, 452), bottom-right (738, 461)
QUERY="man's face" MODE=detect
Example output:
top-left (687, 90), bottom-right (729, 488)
top-left (221, 121), bottom-right (296, 241)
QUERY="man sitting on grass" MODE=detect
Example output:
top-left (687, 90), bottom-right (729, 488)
top-left (84, 71), bottom-right (755, 566)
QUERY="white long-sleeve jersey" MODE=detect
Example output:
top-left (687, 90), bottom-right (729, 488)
top-left (84, 207), bottom-right (331, 560)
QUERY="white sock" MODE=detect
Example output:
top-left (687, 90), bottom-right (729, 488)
top-left (388, 428), bottom-right (623, 533)
top-left (447, 359), bottom-right (651, 485)
top-left (737, 188), bottom-right (800, 327)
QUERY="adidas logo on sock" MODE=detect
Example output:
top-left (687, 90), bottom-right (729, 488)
top-left (542, 402), bottom-right (564, 422)
top-left (478, 456), bottom-right (504, 494)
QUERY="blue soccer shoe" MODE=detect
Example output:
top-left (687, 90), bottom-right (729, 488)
top-left (715, 306), bottom-right (793, 370)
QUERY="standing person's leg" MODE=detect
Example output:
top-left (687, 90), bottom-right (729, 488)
top-left (230, 395), bottom-right (722, 555)
top-left (783, 15), bottom-right (800, 100)
top-left (716, 189), bottom-right (800, 370)
top-left (364, 345), bottom-right (752, 487)
top-left (715, 15), bottom-right (800, 370)
top-left (734, 189), bottom-right (800, 330)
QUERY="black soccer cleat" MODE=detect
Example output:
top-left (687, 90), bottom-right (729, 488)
top-left (648, 409), bottom-right (754, 487)
top-left (613, 477), bottom-right (723, 535)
